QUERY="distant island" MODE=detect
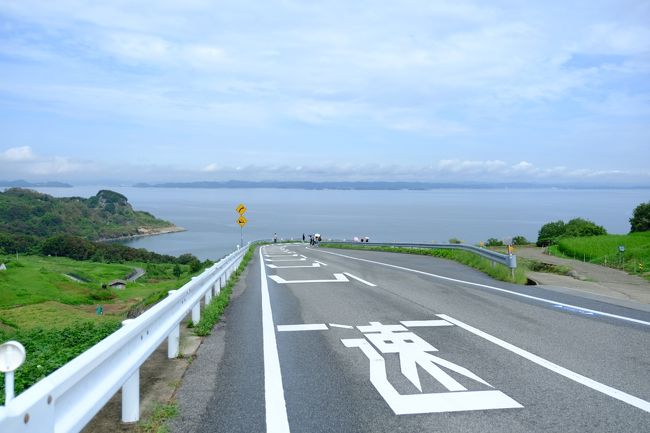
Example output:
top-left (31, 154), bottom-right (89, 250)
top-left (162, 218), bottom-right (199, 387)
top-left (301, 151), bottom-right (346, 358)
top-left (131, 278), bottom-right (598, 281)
top-left (0, 179), bottom-right (72, 188)
top-left (133, 180), bottom-right (650, 190)
top-left (0, 188), bottom-right (183, 241)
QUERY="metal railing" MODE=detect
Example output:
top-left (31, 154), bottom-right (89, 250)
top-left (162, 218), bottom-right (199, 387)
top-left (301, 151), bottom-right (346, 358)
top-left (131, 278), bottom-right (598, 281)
top-left (0, 244), bottom-right (249, 433)
top-left (322, 241), bottom-right (517, 270)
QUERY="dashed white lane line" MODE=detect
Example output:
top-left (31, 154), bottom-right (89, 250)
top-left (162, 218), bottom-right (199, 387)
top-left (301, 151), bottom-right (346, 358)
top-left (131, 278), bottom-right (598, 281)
top-left (439, 314), bottom-right (650, 413)
top-left (277, 324), bottom-right (328, 332)
top-left (329, 323), bottom-right (354, 329)
top-left (400, 320), bottom-right (453, 327)
top-left (268, 274), bottom-right (349, 284)
top-left (260, 248), bottom-right (291, 432)
top-left (343, 272), bottom-right (377, 287)
top-left (314, 249), bottom-right (650, 327)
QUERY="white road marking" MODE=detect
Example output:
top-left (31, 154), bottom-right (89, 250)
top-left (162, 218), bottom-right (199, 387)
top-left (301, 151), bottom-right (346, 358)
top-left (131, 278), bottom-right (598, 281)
top-left (259, 248), bottom-right (291, 432)
top-left (268, 274), bottom-right (349, 284)
top-left (329, 323), bottom-right (354, 329)
top-left (277, 324), bottom-right (328, 332)
top-left (400, 320), bottom-right (453, 327)
top-left (438, 314), bottom-right (650, 413)
top-left (343, 272), bottom-right (376, 287)
top-left (314, 249), bottom-right (650, 327)
top-left (314, 261), bottom-right (328, 266)
top-left (342, 338), bottom-right (522, 414)
top-left (265, 258), bottom-right (308, 262)
top-left (265, 254), bottom-right (299, 257)
top-left (266, 263), bottom-right (322, 269)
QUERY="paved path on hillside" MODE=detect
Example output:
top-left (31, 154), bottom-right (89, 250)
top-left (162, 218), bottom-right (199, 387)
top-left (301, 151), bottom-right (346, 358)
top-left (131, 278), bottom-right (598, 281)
top-left (171, 244), bottom-right (650, 433)
top-left (515, 246), bottom-right (650, 304)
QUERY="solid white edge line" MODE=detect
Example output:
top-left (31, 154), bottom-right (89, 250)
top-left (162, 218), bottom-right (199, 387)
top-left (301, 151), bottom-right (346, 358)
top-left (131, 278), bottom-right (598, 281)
top-left (437, 314), bottom-right (650, 413)
top-left (277, 324), bottom-right (328, 332)
top-left (315, 249), bottom-right (650, 327)
top-left (260, 247), bottom-right (291, 432)
top-left (343, 272), bottom-right (377, 286)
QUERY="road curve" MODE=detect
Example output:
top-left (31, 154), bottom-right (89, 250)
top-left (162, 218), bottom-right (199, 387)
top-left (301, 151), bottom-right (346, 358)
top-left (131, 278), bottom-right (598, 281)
top-left (172, 244), bottom-right (650, 433)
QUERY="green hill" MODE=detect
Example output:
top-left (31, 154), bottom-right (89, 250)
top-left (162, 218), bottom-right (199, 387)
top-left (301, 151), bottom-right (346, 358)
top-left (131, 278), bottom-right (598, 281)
top-left (0, 188), bottom-right (177, 240)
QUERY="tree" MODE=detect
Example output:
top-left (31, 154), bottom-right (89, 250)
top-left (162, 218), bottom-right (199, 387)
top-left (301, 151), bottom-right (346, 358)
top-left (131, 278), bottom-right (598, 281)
top-left (564, 218), bottom-right (607, 237)
top-left (512, 235), bottom-right (529, 245)
top-left (172, 264), bottom-right (182, 278)
top-left (630, 202), bottom-right (650, 232)
top-left (537, 220), bottom-right (565, 246)
top-left (485, 238), bottom-right (503, 247)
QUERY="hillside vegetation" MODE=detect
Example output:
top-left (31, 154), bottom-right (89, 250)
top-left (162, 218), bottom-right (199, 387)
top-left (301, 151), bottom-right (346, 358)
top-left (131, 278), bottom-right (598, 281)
top-left (0, 188), bottom-right (175, 241)
top-left (550, 232), bottom-right (650, 278)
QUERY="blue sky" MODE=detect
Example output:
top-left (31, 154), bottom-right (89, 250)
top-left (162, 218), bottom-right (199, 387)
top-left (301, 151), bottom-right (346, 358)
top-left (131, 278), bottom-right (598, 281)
top-left (0, 0), bottom-right (649, 184)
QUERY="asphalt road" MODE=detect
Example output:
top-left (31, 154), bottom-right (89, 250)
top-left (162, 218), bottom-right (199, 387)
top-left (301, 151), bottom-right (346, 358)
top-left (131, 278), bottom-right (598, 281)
top-left (174, 244), bottom-right (650, 433)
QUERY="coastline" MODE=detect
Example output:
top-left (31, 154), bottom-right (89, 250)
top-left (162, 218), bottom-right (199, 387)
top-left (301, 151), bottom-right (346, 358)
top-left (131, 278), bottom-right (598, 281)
top-left (97, 226), bottom-right (186, 242)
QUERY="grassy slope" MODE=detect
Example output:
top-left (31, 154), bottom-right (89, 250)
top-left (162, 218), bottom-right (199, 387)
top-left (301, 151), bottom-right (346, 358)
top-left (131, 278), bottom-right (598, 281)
top-left (0, 254), bottom-right (194, 331)
top-left (550, 232), bottom-right (650, 279)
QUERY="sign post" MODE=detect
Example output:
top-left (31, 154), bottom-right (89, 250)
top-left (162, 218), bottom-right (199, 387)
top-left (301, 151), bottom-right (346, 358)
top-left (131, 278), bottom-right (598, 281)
top-left (236, 204), bottom-right (247, 247)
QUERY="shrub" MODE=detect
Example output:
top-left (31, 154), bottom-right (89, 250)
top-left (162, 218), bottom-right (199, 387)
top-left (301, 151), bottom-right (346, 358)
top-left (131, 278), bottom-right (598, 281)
top-left (537, 218), bottom-right (606, 246)
top-left (512, 235), bottom-right (529, 245)
top-left (630, 202), bottom-right (650, 233)
top-left (485, 238), bottom-right (504, 247)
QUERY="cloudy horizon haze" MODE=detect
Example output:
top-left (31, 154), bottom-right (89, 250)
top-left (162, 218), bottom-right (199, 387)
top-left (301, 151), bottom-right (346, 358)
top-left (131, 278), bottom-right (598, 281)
top-left (1, 1), bottom-right (649, 186)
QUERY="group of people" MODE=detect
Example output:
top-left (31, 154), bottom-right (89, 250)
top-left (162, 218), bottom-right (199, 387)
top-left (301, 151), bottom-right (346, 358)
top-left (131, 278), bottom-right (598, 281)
top-left (302, 232), bottom-right (321, 246)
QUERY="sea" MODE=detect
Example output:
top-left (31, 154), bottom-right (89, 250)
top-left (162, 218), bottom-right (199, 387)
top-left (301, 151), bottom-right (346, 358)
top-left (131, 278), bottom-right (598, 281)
top-left (30, 186), bottom-right (650, 261)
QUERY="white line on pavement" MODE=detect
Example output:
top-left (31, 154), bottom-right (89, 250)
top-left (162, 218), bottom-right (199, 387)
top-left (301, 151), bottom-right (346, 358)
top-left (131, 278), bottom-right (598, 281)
top-left (314, 249), bottom-right (650, 327)
top-left (438, 314), bottom-right (650, 413)
top-left (329, 323), bottom-right (354, 329)
top-left (343, 272), bottom-right (377, 286)
top-left (277, 324), bottom-right (329, 332)
top-left (400, 320), bottom-right (454, 327)
top-left (260, 248), bottom-right (291, 432)
top-left (266, 263), bottom-right (322, 269)
top-left (268, 274), bottom-right (349, 284)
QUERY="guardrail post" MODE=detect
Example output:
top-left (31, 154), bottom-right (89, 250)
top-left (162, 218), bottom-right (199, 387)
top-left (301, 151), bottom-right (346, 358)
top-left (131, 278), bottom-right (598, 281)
top-left (205, 287), bottom-right (212, 305)
top-left (192, 303), bottom-right (200, 324)
top-left (168, 324), bottom-right (180, 359)
top-left (121, 368), bottom-right (140, 423)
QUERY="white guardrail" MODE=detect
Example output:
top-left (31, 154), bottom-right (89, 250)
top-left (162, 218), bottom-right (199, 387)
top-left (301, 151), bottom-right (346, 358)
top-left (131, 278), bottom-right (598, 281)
top-left (0, 244), bottom-right (249, 433)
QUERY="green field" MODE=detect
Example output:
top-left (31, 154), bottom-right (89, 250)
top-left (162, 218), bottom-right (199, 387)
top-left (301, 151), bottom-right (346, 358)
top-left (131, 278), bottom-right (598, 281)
top-left (0, 254), bottom-right (201, 404)
top-left (549, 232), bottom-right (650, 279)
top-left (0, 254), bottom-right (194, 331)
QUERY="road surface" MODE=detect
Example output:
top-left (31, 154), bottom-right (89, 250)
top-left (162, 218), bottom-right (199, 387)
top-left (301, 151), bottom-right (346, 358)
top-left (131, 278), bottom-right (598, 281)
top-left (172, 244), bottom-right (650, 433)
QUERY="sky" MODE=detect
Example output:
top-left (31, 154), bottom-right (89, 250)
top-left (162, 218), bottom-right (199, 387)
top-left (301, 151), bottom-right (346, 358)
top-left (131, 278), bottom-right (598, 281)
top-left (0, 0), bottom-right (649, 185)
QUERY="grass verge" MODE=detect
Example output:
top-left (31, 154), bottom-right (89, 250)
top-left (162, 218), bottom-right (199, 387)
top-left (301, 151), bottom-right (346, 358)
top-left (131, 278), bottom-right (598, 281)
top-left (135, 401), bottom-right (179, 433)
top-left (193, 245), bottom-right (257, 336)
top-left (320, 244), bottom-right (528, 284)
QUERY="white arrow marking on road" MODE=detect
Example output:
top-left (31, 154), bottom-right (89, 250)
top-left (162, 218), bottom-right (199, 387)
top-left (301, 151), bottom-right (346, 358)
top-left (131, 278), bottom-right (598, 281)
top-left (343, 272), bottom-right (376, 286)
top-left (267, 263), bottom-right (322, 269)
top-left (439, 314), bottom-right (650, 413)
top-left (277, 324), bottom-right (328, 332)
top-left (268, 273), bottom-right (349, 284)
top-left (265, 258), bottom-right (308, 262)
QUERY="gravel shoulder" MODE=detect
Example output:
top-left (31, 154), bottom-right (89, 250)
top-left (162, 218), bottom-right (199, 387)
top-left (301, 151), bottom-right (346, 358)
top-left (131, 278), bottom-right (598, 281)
top-left (516, 246), bottom-right (650, 305)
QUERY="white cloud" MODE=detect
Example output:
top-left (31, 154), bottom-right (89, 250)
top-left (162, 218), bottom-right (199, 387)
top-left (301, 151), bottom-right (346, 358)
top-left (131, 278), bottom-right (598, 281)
top-left (0, 146), bottom-right (36, 161)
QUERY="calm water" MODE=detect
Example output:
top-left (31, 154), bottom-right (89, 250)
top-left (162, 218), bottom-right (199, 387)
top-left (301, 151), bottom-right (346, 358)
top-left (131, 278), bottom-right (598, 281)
top-left (33, 186), bottom-right (649, 260)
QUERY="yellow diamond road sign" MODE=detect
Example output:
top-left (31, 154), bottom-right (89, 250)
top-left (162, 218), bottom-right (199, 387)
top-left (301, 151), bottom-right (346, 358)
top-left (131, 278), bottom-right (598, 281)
top-left (237, 215), bottom-right (247, 227)
top-left (236, 203), bottom-right (247, 214)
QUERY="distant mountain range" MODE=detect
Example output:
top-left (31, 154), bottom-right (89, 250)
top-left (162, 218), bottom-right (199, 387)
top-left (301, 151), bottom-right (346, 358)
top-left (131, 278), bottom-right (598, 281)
top-left (133, 180), bottom-right (650, 190)
top-left (0, 179), bottom-right (72, 188)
